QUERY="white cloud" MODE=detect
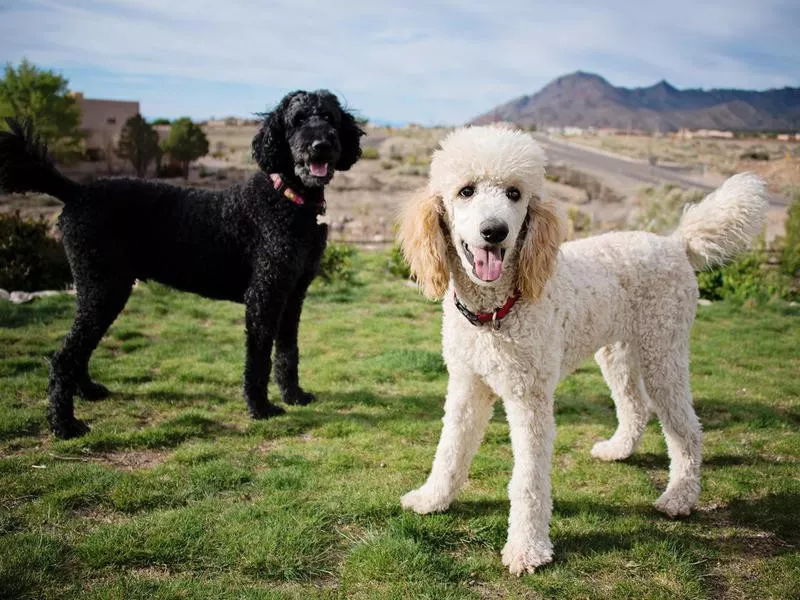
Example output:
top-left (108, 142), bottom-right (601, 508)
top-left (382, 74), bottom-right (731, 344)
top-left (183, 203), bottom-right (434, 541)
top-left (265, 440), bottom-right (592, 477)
top-left (1, 0), bottom-right (797, 123)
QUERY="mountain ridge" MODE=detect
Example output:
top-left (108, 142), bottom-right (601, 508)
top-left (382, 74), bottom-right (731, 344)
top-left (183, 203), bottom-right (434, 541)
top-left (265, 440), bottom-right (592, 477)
top-left (470, 71), bottom-right (800, 132)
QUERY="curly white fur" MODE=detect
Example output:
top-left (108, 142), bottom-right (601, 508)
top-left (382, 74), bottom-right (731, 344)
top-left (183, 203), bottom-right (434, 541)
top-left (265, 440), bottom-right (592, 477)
top-left (399, 126), bottom-right (768, 576)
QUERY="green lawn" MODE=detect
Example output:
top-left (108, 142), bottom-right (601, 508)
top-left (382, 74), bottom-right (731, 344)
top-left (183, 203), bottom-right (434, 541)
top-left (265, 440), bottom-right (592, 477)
top-left (1, 251), bottom-right (798, 599)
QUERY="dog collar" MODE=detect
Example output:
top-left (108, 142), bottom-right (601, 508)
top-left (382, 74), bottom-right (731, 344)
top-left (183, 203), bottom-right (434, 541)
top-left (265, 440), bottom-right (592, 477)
top-left (453, 289), bottom-right (521, 330)
top-left (269, 173), bottom-right (326, 215)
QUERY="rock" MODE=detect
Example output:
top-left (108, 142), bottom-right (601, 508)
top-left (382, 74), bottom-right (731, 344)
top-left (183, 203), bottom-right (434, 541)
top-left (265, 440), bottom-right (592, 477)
top-left (9, 291), bottom-right (34, 304)
top-left (0, 289), bottom-right (9, 300)
top-left (32, 290), bottom-right (61, 298)
top-left (698, 298), bottom-right (713, 306)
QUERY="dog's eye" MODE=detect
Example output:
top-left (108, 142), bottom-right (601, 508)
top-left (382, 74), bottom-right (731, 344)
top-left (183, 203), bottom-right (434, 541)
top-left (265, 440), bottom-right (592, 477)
top-left (458, 185), bottom-right (475, 198)
top-left (506, 187), bottom-right (521, 201)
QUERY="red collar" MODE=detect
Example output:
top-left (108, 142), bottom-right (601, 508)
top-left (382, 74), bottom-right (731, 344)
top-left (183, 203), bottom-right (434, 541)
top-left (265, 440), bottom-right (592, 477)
top-left (453, 289), bottom-right (521, 330)
top-left (269, 173), bottom-right (326, 215)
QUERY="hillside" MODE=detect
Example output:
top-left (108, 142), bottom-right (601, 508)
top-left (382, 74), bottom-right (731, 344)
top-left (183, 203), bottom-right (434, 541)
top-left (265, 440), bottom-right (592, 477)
top-left (471, 71), bottom-right (800, 132)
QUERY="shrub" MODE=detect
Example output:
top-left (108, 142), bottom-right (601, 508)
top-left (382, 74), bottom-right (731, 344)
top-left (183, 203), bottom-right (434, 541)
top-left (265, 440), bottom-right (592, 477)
top-left (317, 243), bottom-right (356, 285)
top-left (361, 147), bottom-right (379, 160)
top-left (739, 150), bottom-right (770, 161)
top-left (628, 184), bottom-right (705, 233)
top-left (697, 234), bottom-right (798, 303)
top-left (386, 244), bottom-right (411, 279)
top-left (0, 211), bottom-right (71, 290)
top-left (779, 192), bottom-right (800, 279)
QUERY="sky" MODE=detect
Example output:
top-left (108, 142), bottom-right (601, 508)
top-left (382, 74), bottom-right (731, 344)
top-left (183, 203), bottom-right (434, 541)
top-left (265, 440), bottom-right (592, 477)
top-left (1, 0), bottom-right (798, 125)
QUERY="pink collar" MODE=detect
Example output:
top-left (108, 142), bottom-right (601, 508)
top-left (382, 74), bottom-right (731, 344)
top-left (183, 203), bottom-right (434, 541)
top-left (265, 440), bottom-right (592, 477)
top-left (269, 173), bottom-right (326, 214)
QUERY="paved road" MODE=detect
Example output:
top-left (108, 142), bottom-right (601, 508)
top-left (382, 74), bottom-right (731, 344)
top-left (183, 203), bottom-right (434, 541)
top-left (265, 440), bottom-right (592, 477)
top-left (534, 134), bottom-right (789, 207)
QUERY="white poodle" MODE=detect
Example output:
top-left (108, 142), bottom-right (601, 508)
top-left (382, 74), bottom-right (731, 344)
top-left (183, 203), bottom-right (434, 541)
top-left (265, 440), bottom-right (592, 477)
top-left (397, 125), bottom-right (767, 575)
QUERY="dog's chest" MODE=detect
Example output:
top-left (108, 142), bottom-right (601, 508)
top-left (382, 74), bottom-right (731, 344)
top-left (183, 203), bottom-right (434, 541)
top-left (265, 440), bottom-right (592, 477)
top-left (442, 306), bottom-right (548, 398)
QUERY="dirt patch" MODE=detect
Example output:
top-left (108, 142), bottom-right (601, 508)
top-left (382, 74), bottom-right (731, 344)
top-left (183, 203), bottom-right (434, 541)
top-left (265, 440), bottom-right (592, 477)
top-left (91, 450), bottom-right (168, 471)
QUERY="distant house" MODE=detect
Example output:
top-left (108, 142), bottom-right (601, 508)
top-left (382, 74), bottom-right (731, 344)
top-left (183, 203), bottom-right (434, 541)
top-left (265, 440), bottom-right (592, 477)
top-left (73, 93), bottom-right (140, 158)
top-left (677, 128), bottom-right (735, 140)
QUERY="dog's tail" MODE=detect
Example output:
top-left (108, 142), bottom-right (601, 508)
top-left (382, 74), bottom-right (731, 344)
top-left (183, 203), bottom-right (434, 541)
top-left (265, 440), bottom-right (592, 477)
top-left (0, 118), bottom-right (81, 202)
top-left (673, 173), bottom-right (768, 271)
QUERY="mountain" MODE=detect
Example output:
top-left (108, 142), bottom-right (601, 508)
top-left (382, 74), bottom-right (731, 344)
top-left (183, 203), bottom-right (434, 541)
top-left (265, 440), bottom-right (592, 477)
top-left (470, 72), bottom-right (800, 132)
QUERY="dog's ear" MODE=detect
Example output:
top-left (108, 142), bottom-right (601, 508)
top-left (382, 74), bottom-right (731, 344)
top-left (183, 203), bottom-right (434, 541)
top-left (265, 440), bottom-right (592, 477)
top-left (516, 198), bottom-right (562, 301)
top-left (399, 187), bottom-right (449, 299)
top-left (335, 109), bottom-right (364, 171)
top-left (252, 108), bottom-right (291, 174)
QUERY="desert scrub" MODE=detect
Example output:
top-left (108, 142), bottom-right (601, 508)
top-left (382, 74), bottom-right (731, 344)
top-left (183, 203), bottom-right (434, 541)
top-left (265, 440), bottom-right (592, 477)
top-left (317, 242), bottom-right (356, 284)
top-left (360, 147), bottom-right (379, 160)
top-left (547, 164), bottom-right (622, 203)
top-left (628, 184), bottom-right (705, 233)
top-left (0, 210), bottom-right (71, 290)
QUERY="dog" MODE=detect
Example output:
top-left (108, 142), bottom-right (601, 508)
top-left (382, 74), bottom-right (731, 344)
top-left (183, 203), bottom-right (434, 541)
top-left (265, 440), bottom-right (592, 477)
top-left (397, 125), bottom-right (767, 575)
top-left (0, 90), bottom-right (363, 439)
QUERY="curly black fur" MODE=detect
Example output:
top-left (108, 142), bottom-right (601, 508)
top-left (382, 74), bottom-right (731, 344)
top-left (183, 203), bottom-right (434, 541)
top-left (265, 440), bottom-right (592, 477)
top-left (0, 90), bottom-right (363, 439)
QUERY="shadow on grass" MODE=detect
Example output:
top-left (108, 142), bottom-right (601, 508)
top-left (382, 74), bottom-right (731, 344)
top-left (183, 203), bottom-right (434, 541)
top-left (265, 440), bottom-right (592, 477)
top-left (0, 298), bottom-right (74, 328)
top-left (698, 397), bottom-right (800, 430)
top-left (446, 493), bottom-right (798, 563)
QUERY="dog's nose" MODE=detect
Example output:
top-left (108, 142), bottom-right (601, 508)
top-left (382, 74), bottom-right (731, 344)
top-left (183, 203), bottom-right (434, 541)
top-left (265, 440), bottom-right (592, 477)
top-left (311, 140), bottom-right (331, 154)
top-left (480, 219), bottom-right (509, 244)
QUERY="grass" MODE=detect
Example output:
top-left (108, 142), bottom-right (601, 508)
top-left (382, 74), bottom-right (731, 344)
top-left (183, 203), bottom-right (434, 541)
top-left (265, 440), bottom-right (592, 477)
top-left (0, 251), bottom-right (798, 599)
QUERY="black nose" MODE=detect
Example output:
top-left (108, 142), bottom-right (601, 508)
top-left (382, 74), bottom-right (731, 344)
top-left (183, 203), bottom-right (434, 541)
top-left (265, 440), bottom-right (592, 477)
top-left (480, 219), bottom-right (509, 244)
top-left (311, 140), bottom-right (331, 154)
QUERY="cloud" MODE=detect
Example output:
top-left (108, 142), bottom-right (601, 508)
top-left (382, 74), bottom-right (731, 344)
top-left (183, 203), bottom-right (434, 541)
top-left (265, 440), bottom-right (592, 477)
top-left (1, 0), bottom-right (797, 123)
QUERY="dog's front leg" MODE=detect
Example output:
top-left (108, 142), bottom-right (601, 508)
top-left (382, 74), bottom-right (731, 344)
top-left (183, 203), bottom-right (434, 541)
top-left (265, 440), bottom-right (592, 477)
top-left (274, 225), bottom-right (327, 406)
top-left (401, 368), bottom-right (495, 514)
top-left (501, 391), bottom-right (556, 575)
top-left (243, 282), bottom-right (287, 419)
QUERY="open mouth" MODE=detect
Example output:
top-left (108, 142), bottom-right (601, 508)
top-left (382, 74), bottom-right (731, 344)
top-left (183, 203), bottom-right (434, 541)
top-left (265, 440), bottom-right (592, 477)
top-left (462, 241), bottom-right (506, 282)
top-left (307, 161), bottom-right (329, 178)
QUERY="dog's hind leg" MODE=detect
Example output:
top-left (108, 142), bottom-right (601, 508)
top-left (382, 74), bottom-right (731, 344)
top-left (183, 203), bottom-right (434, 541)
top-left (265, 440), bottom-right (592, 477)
top-left (591, 342), bottom-right (651, 461)
top-left (638, 338), bottom-right (702, 518)
top-left (401, 368), bottom-right (495, 514)
top-left (48, 278), bottom-right (133, 438)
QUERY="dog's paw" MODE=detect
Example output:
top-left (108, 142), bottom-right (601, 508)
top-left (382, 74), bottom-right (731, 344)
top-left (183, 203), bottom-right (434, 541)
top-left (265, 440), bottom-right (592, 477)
top-left (283, 390), bottom-right (316, 406)
top-left (249, 403), bottom-right (286, 420)
top-left (51, 418), bottom-right (91, 439)
top-left (78, 381), bottom-right (111, 401)
top-left (654, 479), bottom-right (700, 518)
top-left (400, 486), bottom-right (450, 515)
top-left (501, 539), bottom-right (554, 576)
top-left (590, 437), bottom-right (634, 462)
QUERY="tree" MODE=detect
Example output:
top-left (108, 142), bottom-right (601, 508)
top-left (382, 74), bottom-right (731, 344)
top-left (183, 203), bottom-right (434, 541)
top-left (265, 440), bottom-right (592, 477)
top-left (0, 59), bottom-right (84, 161)
top-left (162, 117), bottom-right (209, 179)
top-left (117, 114), bottom-right (160, 178)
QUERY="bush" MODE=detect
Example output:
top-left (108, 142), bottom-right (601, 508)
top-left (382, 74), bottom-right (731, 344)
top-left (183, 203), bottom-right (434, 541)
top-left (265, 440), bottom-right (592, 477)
top-left (317, 243), bottom-right (356, 285)
top-left (779, 193), bottom-right (800, 279)
top-left (361, 147), bottom-right (379, 160)
top-left (628, 184), bottom-right (705, 233)
top-left (0, 211), bottom-right (71, 291)
top-left (697, 232), bottom-right (798, 303)
top-left (739, 150), bottom-right (770, 161)
top-left (386, 244), bottom-right (411, 279)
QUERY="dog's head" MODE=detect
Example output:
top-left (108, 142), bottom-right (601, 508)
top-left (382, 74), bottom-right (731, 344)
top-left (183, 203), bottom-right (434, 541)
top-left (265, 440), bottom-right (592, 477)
top-left (252, 90), bottom-right (364, 187)
top-left (399, 126), bottom-right (561, 300)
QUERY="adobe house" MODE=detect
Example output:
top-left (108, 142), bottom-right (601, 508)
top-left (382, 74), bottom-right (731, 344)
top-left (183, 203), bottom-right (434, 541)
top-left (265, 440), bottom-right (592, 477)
top-left (73, 92), bottom-right (140, 159)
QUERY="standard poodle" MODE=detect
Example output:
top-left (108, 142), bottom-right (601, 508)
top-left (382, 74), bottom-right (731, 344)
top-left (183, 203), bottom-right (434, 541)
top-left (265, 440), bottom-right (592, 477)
top-left (398, 125), bottom-right (767, 575)
top-left (0, 90), bottom-right (363, 439)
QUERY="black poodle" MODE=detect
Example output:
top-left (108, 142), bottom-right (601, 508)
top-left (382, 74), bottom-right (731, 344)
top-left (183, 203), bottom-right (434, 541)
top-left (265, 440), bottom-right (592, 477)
top-left (0, 90), bottom-right (363, 439)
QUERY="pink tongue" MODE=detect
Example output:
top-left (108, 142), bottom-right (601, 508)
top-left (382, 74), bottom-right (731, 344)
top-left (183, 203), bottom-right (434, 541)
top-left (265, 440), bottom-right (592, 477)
top-left (310, 162), bottom-right (328, 177)
top-left (473, 246), bottom-right (503, 281)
